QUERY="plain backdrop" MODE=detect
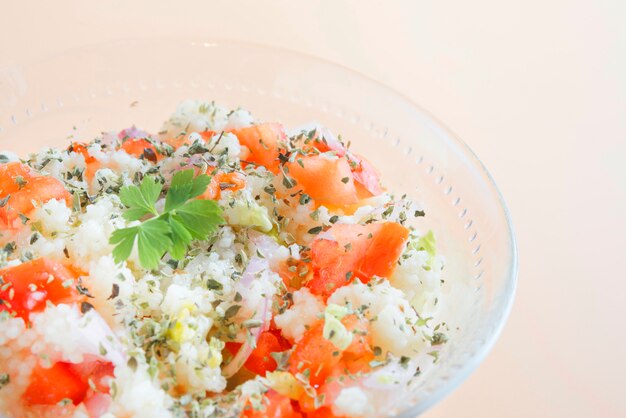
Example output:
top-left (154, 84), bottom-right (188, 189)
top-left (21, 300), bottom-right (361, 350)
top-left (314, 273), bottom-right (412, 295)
top-left (2, 1), bottom-right (625, 417)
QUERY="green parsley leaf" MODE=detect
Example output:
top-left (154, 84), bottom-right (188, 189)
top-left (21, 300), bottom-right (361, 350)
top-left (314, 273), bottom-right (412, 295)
top-left (110, 219), bottom-right (173, 270)
top-left (110, 226), bottom-right (140, 264)
top-left (119, 176), bottom-right (161, 221)
top-left (165, 169), bottom-right (211, 211)
top-left (136, 218), bottom-right (173, 269)
top-left (174, 200), bottom-right (223, 240)
top-left (110, 170), bottom-right (224, 269)
top-left (168, 215), bottom-right (193, 260)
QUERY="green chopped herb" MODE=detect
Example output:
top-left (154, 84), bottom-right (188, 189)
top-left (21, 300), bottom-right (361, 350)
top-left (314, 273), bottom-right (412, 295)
top-left (206, 279), bottom-right (223, 291)
top-left (127, 356), bottom-right (138, 372)
top-left (0, 373), bottom-right (9, 389)
top-left (431, 332), bottom-right (448, 346)
top-left (107, 283), bottom-right (120, 300)
top-left (400, 356), bottom-right (411, 368)
top-left (14, 176), bottom-right (27, 190)
top-left (307, 226), bottom-right (323, 235)
top-left (99, 342), bottom-right (108, 356)
top-left (80, 301), bottom-right (94, 314)
top-left (224, 305), bottom-right (241, 321)
top-left (299, 193), bottom-right (311, 205)
top-left (110, 170), bottom-right (224, 269)
top-left (76, 281), bottom-right (94, 298)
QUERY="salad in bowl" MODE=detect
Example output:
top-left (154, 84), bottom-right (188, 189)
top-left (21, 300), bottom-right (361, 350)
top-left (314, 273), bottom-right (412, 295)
top-left (0, 100), bottom-right (447, 418)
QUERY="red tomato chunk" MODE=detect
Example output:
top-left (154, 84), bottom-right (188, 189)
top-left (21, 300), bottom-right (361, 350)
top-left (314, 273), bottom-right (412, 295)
top-left (0, 258), bottom-right (82, 322)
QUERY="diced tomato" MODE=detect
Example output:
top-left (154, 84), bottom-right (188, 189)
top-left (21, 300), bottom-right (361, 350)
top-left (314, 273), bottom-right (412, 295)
top-left (297, 363), bottom-right (350, 417)
top-left (341, 316), bottom-right (372, 357)
top-left (289, 315), bottom-right (371, 389)
top-left (285, 156), bottom-right (358, 207)
top-left (269, 328), bottom-right (294, 352)
top-left (0, 162), bottom-right (34, 195)
top-left (307, 222), bottom-right (409, 299)
top-left (83, 162), bottom-right (102, 183)
top-left (23, 363), bottom-right (88, 406)
top-left (199, 130), bottom-right (217, 142)
top-left (244, 332), bottom-right (285, 376)
top-left (279, 255), bottom-right (312, 290)
top-left (303, 407), bottom-right (338, 418)
top-left (68, 142), bottom-right (95, 164)
top-left (22, 359), bottom-right (114, 408)
top-left (163, 130), bottom-right (217, 149)
top-left (200, 171), bottom-right (246, 200)
top-left (67, 142), bottom-right (102, 182)
top-left (291, 128), bottom-right (345, 157)
top-left (68, 359), bottom-right (114, 394)
top-left (230, 123), bottom-right (287, 174)
top-left (0, 258), bottom-right (82, 321)
top-left (243, 390), bottom-right (302, 418)
top-left (347, 154), bottom-right (383, 197)
top-left (0, 171), bottom-right (72, 229)
top-left (162, 133), bottom-right (189, 149)
top-left (359, 222), bottom-right (410, 280)
top-left (290, 130), bottom-right (382, 199)
top-left (288, 320), bottom-right (339, 387)
top-left (225, 331), bottom-right (292, 377)
top-left (297, 319), bottom-right (371, 416)
top-left (120, 138), bottom-right (159, 162)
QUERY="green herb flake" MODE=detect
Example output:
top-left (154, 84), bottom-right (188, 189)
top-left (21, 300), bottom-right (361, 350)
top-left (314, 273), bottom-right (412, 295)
top-left (427, 351), bottom-right (440, 363)
top-left (307, 226), bottom-right (323, 235)
top-left (99, 342), bottom-right (108, 356)
top-left (127, 356), bottom-right (138, 372)
top-left (224, 305), bottom-right (241, 321)
top-left (400, 356), bottom-right (411, 368)
top-left (0, 373), bottom-right (9, 389)
top-left (206, 279), bottom-right (223, 291)
top-left (80, 301), bottom-right (94, 314)
top-left (14, 176), bottom-right (27, 190)
top-left (431, 332), bottom-right (448, 346)
top-left (107, 283), bottom-right (120, 300)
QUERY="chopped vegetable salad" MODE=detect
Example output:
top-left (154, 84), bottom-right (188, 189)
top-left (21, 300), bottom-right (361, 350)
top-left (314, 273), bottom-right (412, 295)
top-left (0, 100), bottom-right (447, 418)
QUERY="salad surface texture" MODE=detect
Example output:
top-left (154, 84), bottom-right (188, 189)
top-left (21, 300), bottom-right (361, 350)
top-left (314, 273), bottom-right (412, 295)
top-left (0, 100), bottom-right (447, 418)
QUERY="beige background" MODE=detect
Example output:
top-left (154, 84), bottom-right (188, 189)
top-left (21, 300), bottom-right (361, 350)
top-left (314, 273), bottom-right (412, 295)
top-left (2, 1), bottom-right (625, 417)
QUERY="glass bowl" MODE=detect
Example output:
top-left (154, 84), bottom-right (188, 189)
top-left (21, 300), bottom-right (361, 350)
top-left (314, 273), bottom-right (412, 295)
top-left (0, 39), bottom-right (517, 417)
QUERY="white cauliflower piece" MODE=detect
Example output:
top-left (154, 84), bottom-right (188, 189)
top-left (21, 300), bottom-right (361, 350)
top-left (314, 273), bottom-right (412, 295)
top-left (275, 288), bottom-right (325, 342)
top-left (328, 281), bottom-right (429, 356)
top-left (161, 100), bottom-right (229, 136)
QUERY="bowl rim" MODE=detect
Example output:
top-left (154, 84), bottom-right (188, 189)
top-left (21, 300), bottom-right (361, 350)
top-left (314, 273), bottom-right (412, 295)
top-left (2, 37), bottom-right (518, 417)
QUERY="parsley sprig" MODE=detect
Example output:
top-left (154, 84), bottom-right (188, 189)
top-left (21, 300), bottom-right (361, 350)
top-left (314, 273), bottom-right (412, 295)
top-left (110, 169), bottom-right (224, 269)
